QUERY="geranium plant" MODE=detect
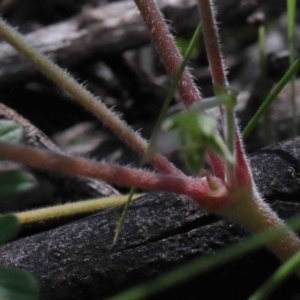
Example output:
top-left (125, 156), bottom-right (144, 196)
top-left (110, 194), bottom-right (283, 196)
top-left (0, 0), bottom-right (299, 298)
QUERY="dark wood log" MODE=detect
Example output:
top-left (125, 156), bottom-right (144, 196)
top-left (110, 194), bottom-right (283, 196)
top-left (0, 138), bottom-right (299, 299)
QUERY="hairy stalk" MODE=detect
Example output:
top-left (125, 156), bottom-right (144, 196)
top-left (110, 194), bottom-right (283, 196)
top-left (135, 0), bottom-right (226, 177)
top-left (0, 16), bottom-right (181, 177)
top-left (222, 189), bottom-right (300, 265)
top-left (197, 0), bottom-right (300, 265)
top-left (197, 0), bottom-right (227, 88)
top-left (134, 0), bottom-right (201, 106)
top-left (197, 0), bottom-right (234, 184)
top-left (0, 142), bottom-right (227, 208)
top-left (15, 194), bottom-right (143, 225)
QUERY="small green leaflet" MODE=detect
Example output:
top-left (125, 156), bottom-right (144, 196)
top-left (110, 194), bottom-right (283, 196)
top-left (0, 120), bottom-right (37, 198)
top-left (0, 215), bottom-right (38, 300)
top-left (0, 171), bottom-right (37, 199)
top-left (0, 215), bottom-right (19, 245)
top-left (0, 120), bottom-right (23, 144)
top-left (161, 111), bottom-right (233, 175)
top-left (0, 266), bottom-right (38, 300)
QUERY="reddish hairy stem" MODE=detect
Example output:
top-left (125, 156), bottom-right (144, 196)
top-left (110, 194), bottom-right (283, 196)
top-left (207, 152), bottom-right (225, 181)
top-left (0, 142), bottom-right (227, 207)
top-left (234, 130), bottom-right (252, 187)
top-left (222, 189), bottom-right (300, 266)
top-left (0, 15), bottom-right (181, 178)
top-left (151, 154), bottom-right (185, 176)
top-left (135, 0), bottom-right (225, 178)
top-left (197, 0), bottom-right (300, 265)
top-left (197, 0), bottom-right (228, 87)
top-left (135, 0), bottom-right (201, 106)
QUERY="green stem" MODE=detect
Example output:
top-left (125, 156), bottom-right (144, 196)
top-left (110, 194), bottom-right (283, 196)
top-left (249, 250), bottom-right (300, 300)
top-left (243, 58), bottom-right (300, 139)
top-left (113, 188), bottom-right (136, 244)
top-left (147, 23), bottom-right (202, 157)
top-left (259, 24), bottom-right (271, 145)
top-left (287, 0), bottom-right (297, 136)
top-left (15, 194), bottom-right (143, 225)
top-left (115, 24), bottom-right (202, 244)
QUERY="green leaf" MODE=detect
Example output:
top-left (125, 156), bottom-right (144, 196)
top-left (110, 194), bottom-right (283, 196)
top-left (0, 121), bottom-right (23, 144)
top-left (0, 171), bottom-right (37, 198)
top-left (163, 111), bottom-right (233, 174)
top-left (0, 266), bottom-right (38, 300)
top-left (0, 215), bottom-right (19, 245)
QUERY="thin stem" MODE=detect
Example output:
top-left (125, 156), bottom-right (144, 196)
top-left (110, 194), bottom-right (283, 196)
top-left (16, 194), bottom-right (144, 225)
top-left (147, 23), bottom-right (202, 157)
top-left (113, 188), bottom-right (136, 244)
top-left (287, 0), bottom-right (297, 136)
top-left (134, 0), bottom-right (201, 106)
top-left (197, 0), bottom-right (236, 185)
top-left (259, 24), bottom-right (271, 144)
top-left (234, 130), bottom-right (252, 188)
top-left (115, 25), bottom-right (203, 243)
top-left (249, 250), bottom-right (300, 300)
top-left (0, 15), bottom-right (180, 177)
top-left (225, 99), bottom-right (235, 184)
top-left (0, 142), bottom-right (226, 205)
top-left (206, 152), bottom-right (225, 181)
top-left (135, 1), bottom-right (224, 177)
top-left (197, 0), bottom-right (227, 87)
top-left (197, 0), bottom-right (300, 263)
top-left (243, 58), bottom-right (300, 139)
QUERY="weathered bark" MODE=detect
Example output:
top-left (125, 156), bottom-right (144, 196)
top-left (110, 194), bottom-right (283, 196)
top-left (0, 138), bottom-right (299, 299)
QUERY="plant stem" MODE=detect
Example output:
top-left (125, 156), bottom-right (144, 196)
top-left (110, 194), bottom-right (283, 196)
top-left (197, 0), bottom-right (227, 88)
top-left (0, 15), bottom-right (180, 177)
top-left (136, 0), bottom-right (227, 179)
top-left (115, 25), bottom-right (203, 243)
top-left (134, 0), bottom-right (201, 106)
top-left (258, 24), bottom-right (271, 145)
top-left (225, 98), bottom-right (235, 184)
top-left (113, 188), bottom-right (136, 244)
top-left (287, 0), bottom-right (297, 136)
top-left (223, 190), bottom-right (300, 267)
top-left (197, 0), bottom-right (236, 184)
top-left (147, 23), bottom-right (202, 158)
top-left (15, 194), bottom-right (143, 225)
top-left (197, 0), bottom-right (300, 265)
top-left (0, 142), bottom-right (226, 206)
top-left (243, 58), bottom-right (300, 139)
top-left (249, 250), bottom-right (300, 300)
